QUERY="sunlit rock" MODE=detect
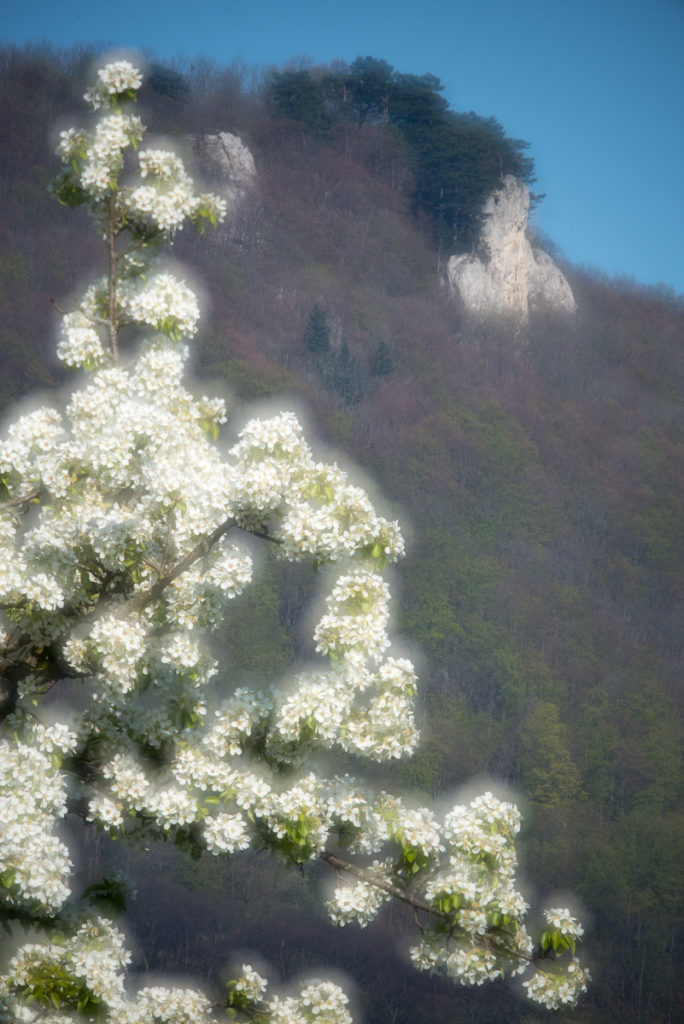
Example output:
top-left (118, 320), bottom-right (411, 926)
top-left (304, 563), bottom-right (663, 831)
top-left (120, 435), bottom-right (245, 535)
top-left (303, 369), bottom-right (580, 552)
top-left (198, 132), bottom-right (257, 213)
top-left (447, 176), bottom-right (575, 319)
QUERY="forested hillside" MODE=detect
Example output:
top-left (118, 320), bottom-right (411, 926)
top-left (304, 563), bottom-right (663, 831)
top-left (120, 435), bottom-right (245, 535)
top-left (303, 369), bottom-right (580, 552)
top-left (1, 44), bottom-right (683, 1023)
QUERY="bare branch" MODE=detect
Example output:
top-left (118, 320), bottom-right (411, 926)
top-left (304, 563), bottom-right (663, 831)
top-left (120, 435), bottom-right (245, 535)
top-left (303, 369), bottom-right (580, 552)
top-left (0, 488), bottom-right (42, 511)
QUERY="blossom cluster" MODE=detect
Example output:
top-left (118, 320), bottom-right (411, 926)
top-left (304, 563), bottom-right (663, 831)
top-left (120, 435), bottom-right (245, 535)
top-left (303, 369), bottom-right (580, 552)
top-left (84, 60), bottom-right (143, 109)
top-left (123, 150), bottom-right (226, 234)
top-left (57, 60), bottom-right (225, 241)
top-left (406, 792), bottom-right (535, 985)
top-left (1, 929), bottom-right (353, 1024)
top-left (0, 733), bottom-right (74, 915)
top-left (118, 273), bottom-right (200, 337)
top-left (57, 309), bottom-right (108, 369)
top-left (233, 963), bottom-right (268, 1002)
top-left (327, 861), bottom-right (393, 927)
top-left (227, 969), bottom-right (354, 1024)
top-left (544, 906), bottom-right (585, 940)
top-left (229, 413), bottom-right (404, 565)
top-left (522, 958), bottom-right (591, 1010)
top-left (266, 980), bottom-right (353, 1024)
top-left (0, 916), bottom-right (216, 1023)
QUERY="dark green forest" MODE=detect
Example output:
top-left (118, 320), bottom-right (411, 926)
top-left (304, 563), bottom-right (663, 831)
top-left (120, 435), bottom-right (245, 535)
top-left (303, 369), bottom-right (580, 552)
top-left (1, 44), bottom-right (683, 1023)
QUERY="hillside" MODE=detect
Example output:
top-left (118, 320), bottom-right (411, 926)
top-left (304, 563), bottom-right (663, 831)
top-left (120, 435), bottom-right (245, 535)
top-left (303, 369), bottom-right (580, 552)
top-left (1, 45), bottom-right (683, 1023)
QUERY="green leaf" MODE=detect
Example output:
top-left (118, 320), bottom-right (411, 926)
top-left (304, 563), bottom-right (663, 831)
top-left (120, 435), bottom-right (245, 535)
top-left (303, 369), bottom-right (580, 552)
top-left (200, 418), bottom-right (220, 440)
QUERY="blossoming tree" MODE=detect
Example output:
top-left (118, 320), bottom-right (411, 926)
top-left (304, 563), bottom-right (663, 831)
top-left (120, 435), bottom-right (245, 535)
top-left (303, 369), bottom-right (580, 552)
top-left (0, 61), bottom-right (589, 1022)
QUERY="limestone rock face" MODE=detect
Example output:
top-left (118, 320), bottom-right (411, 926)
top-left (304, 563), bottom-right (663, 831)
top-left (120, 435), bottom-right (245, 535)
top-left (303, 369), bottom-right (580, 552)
top-left (199, 132), bottom-right (257, 213)
top-left (447, 176), bottom-right (575, 318)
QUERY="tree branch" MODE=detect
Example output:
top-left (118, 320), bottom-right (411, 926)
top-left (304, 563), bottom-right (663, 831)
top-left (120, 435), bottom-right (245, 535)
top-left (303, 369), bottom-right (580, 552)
top-left (0, 488), bottom-right (42, 511)
top-left (107, 192), bottom-right (119, 361)
top-left (320, 851), bottom-right (440, 918)
top-left (320, 850), bottom-right (537, 965)
top-left (0, 510), bottom-right (285, 722)
top-left (122, 516), bottom-right (238, 615)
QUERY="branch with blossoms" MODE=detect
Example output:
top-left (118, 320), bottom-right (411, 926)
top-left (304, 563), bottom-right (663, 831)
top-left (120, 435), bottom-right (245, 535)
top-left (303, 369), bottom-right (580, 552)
top-left (0, 60), bottom-right (589, 1023)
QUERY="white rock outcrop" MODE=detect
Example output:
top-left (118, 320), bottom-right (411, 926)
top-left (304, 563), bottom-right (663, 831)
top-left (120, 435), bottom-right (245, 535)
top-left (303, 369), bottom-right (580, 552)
top-left (447, 176), bottom-right (575, 318)
top-left (199, 132), bottom-right (257, 213)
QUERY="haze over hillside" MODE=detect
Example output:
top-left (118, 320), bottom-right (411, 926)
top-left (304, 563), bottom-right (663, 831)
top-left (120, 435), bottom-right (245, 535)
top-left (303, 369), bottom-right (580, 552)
top-left (1, 45), bottom-right (683, 1024)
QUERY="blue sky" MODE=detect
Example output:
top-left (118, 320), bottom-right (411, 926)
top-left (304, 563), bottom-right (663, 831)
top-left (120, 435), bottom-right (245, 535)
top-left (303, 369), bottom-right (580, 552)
top-left (4, 0), bottom-right (683, 293)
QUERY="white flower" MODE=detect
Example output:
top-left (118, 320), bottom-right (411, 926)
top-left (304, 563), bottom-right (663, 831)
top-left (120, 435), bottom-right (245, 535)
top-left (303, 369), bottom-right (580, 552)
top-left (58, 311), bottom-right (108, 368)
top-left (119, 272), bottom-right (200, 337)
top-left (30, 722), bottom-right (77, 755)
top-left (134, 984), bottom-right (212, 1021)
top-left (327, 861), bottom-right (392, 927)
top-left (544, 906), bottom-right (584, 939)
top-left (81, 112), bottom-right (144, 195)
top-left (0, 739), bottom-right (72, 914)
top-left (85, 60), bottom-right (143, 109)
top-left (147, 786), bottom-right (198, 828)
top-left (204, 812), bottom-right (251, 854)
top-left (314, 569), bottom-right (391, 661)
top-left (88, 795), bottom-right (125, 829)
top-left (103, 754), bottom-right (151, 809)
top-left (267, 980), bottom-right (352, 1024)
top-left (234, 963), bottom-right (268, 1001)
top-left (523, 959), bottom-right (590, 1010)
top-left (121, 150), bottom-right (226, 234)
top-left (396, 807), bottom-right (443, 856)
top-left (90, 615), bottom-right (147, 693)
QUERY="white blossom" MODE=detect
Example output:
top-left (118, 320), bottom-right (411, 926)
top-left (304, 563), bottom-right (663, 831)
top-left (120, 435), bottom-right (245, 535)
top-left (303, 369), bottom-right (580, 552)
top-left (327, 861), bottom-right (392, 927)
top-left (523, 959), bottom-right (591, 1010)
top-left (267, 980), bottom-right (353, 1024)
top-left (85, 61), bottom-right (143, 109)
top-left (88, 794), bottom-right (125, 829)
top-left (118, 273), bottom-right (200, 337)
top-left (0, 739), bottom-right (72, 914)
top-left (544, 906), bottom-right (584, 939)
top-left (234, 963), bottom-right (268, 1001)
top-left (58, 311), bottom-right (108, 369)
top-left (203, 812), bottom-right (251, 854)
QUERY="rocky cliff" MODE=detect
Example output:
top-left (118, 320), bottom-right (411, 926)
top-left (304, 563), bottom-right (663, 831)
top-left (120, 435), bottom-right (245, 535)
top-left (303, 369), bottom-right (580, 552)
top-left (197, 132), bottom-right (257, 213)
top-left (447, 176), bottom-right (576, 319)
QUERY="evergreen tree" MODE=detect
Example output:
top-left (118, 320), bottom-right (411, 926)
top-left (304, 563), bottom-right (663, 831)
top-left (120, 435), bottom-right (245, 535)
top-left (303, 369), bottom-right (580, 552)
top-left (347, 56), bottom-right (395, 123)
top-left (304, 303), bottom-right (331, 355)
top-left (270, 68), bottom-right (330, 135)
top-left (371, 338), bottom-right (394, 377)
top-left (267, 56), bottom-right (537, 251)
